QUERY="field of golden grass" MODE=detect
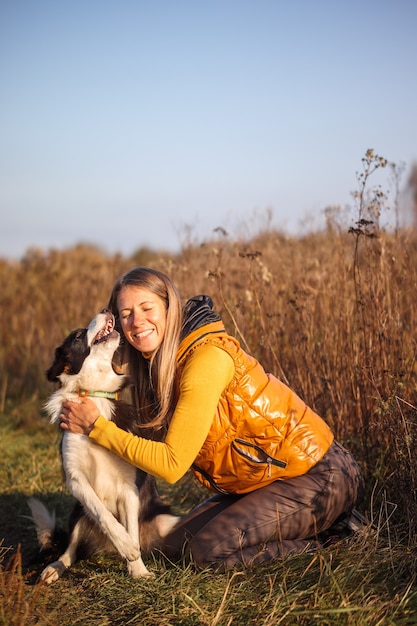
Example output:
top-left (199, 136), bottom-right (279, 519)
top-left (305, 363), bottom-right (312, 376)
top-left (1, 152), bottom-right (417, 623)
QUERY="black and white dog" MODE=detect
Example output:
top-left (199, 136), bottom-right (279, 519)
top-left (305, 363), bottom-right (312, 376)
top-left (29, 309), bottom-right (179, 584)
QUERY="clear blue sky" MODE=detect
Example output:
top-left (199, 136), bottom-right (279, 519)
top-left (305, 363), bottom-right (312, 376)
top-left (1, 0), bottom-right (416, 259)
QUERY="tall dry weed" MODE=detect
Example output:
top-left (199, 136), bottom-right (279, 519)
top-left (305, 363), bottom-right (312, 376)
top-left (0, 545), bottom-right (49, 625)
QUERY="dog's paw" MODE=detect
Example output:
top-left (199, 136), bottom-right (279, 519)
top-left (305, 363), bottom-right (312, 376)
top-left (119, 543), bottom-right (140, 562)
top-left (114, 535), bottom-right (140, 562)
top-left (40, 561), bottom-right (66, 585)
top-left (127, 557), bottom-right (154, 578)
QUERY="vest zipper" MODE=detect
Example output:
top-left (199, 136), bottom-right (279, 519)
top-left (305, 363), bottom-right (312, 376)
top-left (232, 438), bottom-right (287, 470)
top-left (191, 463), bottom-right (232, 495)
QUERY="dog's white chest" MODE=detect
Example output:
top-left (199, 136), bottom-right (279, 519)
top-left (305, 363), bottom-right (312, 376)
top-left (62, 433), bottom-right (137, 502)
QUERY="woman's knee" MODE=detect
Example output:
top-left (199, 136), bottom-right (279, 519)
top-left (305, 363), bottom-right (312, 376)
top-left (330, 441), bottom-right (364, 512)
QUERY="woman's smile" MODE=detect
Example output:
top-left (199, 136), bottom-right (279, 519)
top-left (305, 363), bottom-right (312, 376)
top-left (135, 328), bottom-right (154, 339)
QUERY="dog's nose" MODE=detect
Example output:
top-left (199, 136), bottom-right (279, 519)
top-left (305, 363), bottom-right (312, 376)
top-left (101, 308), bottom-right (111, 315)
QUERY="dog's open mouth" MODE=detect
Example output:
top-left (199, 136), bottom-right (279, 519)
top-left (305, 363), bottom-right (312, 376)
top-left (93, 316), bottom-right (115, 344)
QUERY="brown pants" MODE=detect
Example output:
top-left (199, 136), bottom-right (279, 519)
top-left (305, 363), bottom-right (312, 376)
top-left (164, 441), bottom-right (364, 571)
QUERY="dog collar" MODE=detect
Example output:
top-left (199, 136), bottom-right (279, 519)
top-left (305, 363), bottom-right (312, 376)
top-left (78, 389), bottom-right (120, 400)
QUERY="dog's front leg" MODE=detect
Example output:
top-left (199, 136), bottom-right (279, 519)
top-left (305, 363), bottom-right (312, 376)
top-left (67, 473), bottom-right (141, 563)
top-left (119, 488), bottom-right (153, 578)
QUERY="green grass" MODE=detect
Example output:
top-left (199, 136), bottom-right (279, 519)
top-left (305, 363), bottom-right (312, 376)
top-left (1, 412), bottom-right (417, 626)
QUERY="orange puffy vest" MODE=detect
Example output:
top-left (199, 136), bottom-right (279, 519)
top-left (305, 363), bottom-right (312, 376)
top-left (177, 322), bottom-right (334, 495)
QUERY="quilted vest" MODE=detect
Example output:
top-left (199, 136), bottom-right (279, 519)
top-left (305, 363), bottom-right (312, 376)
top-left (177, 321), bottom-right (334, 495)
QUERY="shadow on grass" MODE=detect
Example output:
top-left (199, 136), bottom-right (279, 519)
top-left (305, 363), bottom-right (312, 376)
top-left (0, 491), bottom-right (74, 575)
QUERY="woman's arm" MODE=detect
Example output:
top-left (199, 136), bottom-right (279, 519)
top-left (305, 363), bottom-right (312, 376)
top-left (87, 344), bottom-right (234, 482)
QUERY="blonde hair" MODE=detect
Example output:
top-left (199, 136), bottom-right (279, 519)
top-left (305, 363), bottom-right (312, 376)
top-left (108, 267), bottom-right (183, 431)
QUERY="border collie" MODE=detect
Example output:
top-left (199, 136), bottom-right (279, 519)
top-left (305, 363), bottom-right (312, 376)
top-left (29, 309), bottom-right (179, 584)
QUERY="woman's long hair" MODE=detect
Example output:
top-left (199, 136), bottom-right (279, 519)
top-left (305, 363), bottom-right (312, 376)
top-left (108, 267), bottom-right (183, 431)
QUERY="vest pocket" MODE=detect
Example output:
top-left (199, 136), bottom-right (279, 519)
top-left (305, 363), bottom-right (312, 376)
top-left (232, 438), bottom-right (287, 478)
top-left (191, 463), bottom-right (232, 495)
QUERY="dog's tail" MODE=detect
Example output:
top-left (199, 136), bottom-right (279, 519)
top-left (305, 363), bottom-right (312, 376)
top-left (28, 497), bottom-right (67, 556)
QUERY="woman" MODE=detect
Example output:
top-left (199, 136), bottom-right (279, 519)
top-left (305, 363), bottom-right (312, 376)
top-left (60, 266), bottom-right (364, 571)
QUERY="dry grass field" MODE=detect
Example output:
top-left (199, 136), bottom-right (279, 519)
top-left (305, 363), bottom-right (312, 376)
top-left (1, 152), bottom-right (417, 624)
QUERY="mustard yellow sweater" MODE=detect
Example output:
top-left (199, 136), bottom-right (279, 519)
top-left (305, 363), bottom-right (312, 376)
top-left (89, 344), bottom-right (234, 483)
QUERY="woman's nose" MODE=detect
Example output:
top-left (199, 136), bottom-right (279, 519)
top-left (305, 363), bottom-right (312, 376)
top-left (132, 309), bottom-right (145, 325)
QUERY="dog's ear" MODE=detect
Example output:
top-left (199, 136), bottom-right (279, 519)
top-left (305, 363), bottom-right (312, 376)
top-left (46, 328), bottom-right (89, 382)
top-left (46, 346), bottom-right (66, 382)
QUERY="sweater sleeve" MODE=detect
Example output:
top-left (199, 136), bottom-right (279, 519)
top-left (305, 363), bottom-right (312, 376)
top-left (89, 344), bottom-right (234, 483)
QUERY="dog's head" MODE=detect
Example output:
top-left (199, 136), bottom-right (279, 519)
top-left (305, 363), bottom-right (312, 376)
top-left (46, 309), bottom-right (123, 393)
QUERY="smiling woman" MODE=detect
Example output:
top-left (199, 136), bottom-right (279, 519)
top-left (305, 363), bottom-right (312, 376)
top-left (60, 266), bottom-right (364, 572)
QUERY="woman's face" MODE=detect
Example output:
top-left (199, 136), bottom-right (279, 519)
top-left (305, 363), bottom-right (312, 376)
top-left (117, 285), bottom-right (167, 355)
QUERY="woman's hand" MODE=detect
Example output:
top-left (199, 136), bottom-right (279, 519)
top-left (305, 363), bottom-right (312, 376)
top-left (60, 398), bottom-right (100, 435)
